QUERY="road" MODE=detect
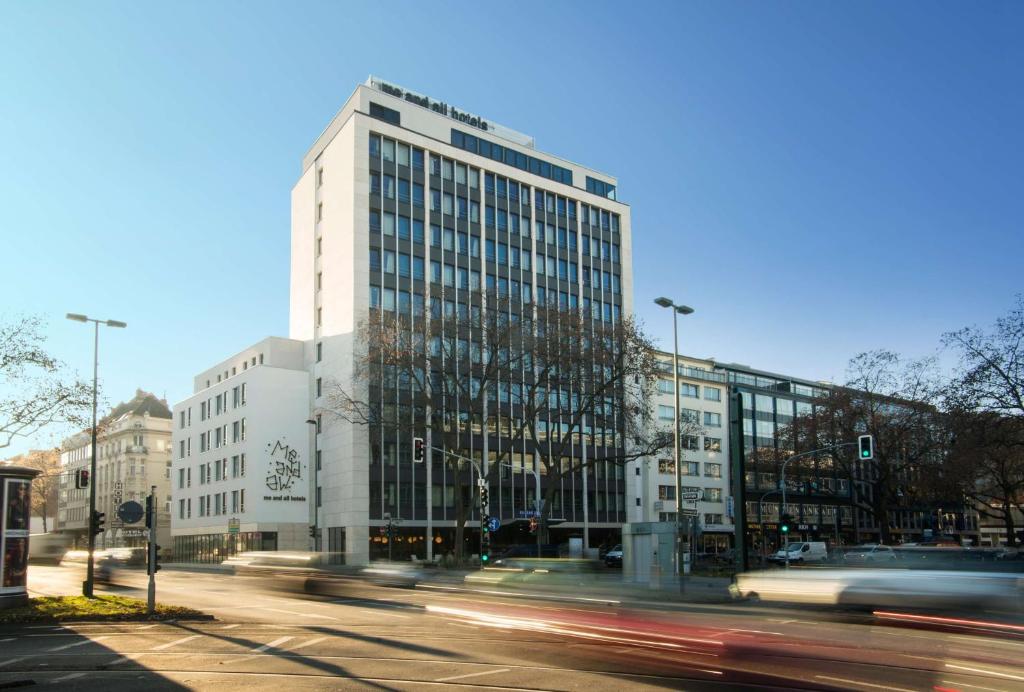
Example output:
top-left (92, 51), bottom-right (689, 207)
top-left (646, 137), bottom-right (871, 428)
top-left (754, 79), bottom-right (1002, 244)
top-left (1, 564), bottom-right (1022, 690)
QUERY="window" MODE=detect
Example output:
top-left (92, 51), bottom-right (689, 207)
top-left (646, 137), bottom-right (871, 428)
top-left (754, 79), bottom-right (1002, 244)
top-left (658, 459), bottom-right (675, 474)
top-left (681, 408), bottom-right (700, 424)
top-left (705, 462), bottom-right (722, 478)
top-left (316, 342), bottom-right (322, 362)
top-left (682, 462), bottom-right (700, 476)
top-left (704, 387), bottom-right (721, 402)
top-left (658, 405), bottom-right (674, 420)
top-left (658, 379), bottom-right (674, 394)
top-left (704, 412), bottom-right (722, 427)
top-left (658, 485), bottom-right (676, 501)
top-left (680, 383), bottom-right (699, 398)
top-left (704, 513), bottom-right (724, 525)
top-left (704, 437), bottom-right (722, 452)
top-left (704, 487), bottom-right (723, 502)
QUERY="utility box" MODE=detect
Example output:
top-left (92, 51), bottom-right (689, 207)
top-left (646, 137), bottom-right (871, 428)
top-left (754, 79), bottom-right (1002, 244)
top-left (622, 522), bottom-right (676, 583)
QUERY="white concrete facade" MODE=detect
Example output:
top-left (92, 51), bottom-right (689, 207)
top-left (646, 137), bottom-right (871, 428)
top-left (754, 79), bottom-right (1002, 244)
top-left (170, 338), bottom-right (311, 559)
top-left (628, 353), bottom-right (735, 552)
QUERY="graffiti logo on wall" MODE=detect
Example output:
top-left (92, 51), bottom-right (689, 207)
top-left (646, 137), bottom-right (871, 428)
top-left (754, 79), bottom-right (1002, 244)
top-left (266, 440), bottom-right (302, 492)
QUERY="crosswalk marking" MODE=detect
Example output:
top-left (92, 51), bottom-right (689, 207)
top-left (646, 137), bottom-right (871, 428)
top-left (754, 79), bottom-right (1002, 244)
top-left (51, 672), bottom-right (86, 684)
top-left (0, 658), bottom-right (25, 668)
top-left (151, 634), bottom-right (200, 650)
top-left (252, 636), bottom-right (293, 653)
top-left (288, 636), bottom-right (327, 650)
top-left (48, 636), bottom-right (108, 652)
top-left (436, 668), bottom-right (510, 682)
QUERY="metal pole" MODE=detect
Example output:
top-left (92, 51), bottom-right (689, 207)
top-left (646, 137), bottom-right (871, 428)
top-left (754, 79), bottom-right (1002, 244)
top-left (581, 442), bottom-right (589, 551)
top-left (312, 427), bottom-right (318, 551)
top-left (781, 458), bottom-right (789, 569)
top-left (83, 321), bottom-right (99, 597)
top-left (534, 469), bottom-right (541, 558)
top-left (147, 485), bottom-right (156, 616)
top-left (671, 308), bottom-right (682, 576)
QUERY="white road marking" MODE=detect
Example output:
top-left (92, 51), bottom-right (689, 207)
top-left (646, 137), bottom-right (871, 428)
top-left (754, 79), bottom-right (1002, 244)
top-left (0, 658), bottom-right (25, 668)
top-left (137, 624), bottom-right (158, 630)
top-left (150, 634), bottom-right (201, 650)
top-left (946, 663), bottom-right (1024, 682)
top-left (221, 624), bottom-right (240, 629)
top-left (0, 638), bottom-right (13, 643)
top-left (51, 672), bottom-right (86, 683)
top-left (288, 636), bottom-right (327, 650)
top-left (435, 667), bottom-right (510, 682)
top-left (50, 671), bottom-right (85, 683)
top-left (941, 680), bottom-right (1005, 692)
top-left (108, 656), bottom-right (131, 666)
top-left (259, 607), bottom-right (340, 621)
top-left (815, 675), bottom-right (918, 692)
top-left (49, 636), bottom-right (108, 652)
top-left (252, 636), bottom-right (294, 653)
top-left (446, 621), bottom-right (479, 629)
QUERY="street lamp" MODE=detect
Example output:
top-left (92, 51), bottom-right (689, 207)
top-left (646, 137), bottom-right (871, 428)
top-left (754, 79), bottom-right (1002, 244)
top-left (66, 312), bottom-right (126, 597)
top-left (654, 298), bottom-right (694, 577)
top-left (306, 418), bottom-right (319, 551)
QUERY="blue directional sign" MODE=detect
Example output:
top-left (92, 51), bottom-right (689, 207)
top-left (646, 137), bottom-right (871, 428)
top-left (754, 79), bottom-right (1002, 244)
top-left (117, 500), bottom-right (144, 525)
top-left (487, 517), bottom-right (500, 532)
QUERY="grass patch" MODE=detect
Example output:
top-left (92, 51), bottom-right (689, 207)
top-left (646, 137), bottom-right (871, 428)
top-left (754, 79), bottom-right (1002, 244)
top-left (0, 595), bottom-right (211, 624)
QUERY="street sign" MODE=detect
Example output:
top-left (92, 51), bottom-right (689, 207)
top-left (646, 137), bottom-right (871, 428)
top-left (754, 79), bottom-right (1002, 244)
top-left (228, 518), bottom-right (240, 534)
top-left (477, 478), bottom-right (487, 487)
top-left (487, 517), bottom-right (500, 532)
top-left (727, 496), bottom-right (734, 518)
top-left (516, 510), bottom-right (538, 518)
top-left (681, 491), bottom-right (702, 501)
top-left (680, 508), bottom-right (699, 516)
top-left (653, 500), bottom-right (664, 511)
top-left (117, 500), bottom-right (144, 525)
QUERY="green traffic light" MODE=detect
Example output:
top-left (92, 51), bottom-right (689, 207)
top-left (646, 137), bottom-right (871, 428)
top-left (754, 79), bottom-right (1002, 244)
top-left (781, 525), bottom-right (789, 533)
top-left (861, 450), bottom-right (870, 458)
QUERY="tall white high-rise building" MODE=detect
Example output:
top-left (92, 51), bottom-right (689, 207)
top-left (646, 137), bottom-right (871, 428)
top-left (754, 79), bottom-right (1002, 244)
top-left (292, 78), bottom-right (632, 563)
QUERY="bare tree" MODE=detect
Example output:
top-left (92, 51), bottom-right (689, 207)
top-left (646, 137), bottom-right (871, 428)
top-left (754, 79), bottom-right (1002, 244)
top-left (780, 351), bottom-right (946, 544)
top-left (1, 316), bottom-right (92, 451)
top-left (943, 297), bottom-right (1024, 545)
top-left (323, 292), bottom-right (668, 556)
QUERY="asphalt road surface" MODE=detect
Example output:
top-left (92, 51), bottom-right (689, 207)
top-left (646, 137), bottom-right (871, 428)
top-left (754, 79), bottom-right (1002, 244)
top-left (1, 564), bottom-right (1022, 690)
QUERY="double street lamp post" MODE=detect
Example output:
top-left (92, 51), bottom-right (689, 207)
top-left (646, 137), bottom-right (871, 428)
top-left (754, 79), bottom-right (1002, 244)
top-left (66, 312), bottom-right (126, 598)
top-left (654, 297), bottom-right (694, 576)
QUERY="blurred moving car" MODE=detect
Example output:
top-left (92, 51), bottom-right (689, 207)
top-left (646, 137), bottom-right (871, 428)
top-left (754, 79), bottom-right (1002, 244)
top-left (768, 542), bottom-right (828, 565)
top-left (359, 562), bottom-right (423, 588)
top-left (733, 567), bottom-right (1024, 612)
top-left (842, 544), bottom-right (898, 564)
top-left (604, 545), bottom-right (623, 567)
top-left (492, 545), bottom-right (560, 566)
top-left (28, 533), bottom-right (72, 564)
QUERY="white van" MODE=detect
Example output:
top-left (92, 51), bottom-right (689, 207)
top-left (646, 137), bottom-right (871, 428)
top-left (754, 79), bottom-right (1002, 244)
top-left (768, 541), bottom-right (828, 565)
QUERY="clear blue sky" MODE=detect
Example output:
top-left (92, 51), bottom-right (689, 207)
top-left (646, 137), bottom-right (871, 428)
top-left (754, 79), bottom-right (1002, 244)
top-left (2, 1), bottom-right (1021, 455)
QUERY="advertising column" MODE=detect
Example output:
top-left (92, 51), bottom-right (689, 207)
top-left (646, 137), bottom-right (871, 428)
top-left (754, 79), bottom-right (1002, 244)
top-left (0, 465), bottom-right (41, 609)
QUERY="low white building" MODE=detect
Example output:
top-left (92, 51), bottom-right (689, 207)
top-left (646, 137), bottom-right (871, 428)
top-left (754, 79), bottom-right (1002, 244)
top-left (629, 353), bottom-right (734, 553)
top-left (170, 337), bottom-right (312, 563)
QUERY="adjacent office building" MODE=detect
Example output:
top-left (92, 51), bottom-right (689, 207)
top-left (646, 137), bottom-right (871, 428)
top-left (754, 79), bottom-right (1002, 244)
top-left (170, 338), bottom-right (311, 563)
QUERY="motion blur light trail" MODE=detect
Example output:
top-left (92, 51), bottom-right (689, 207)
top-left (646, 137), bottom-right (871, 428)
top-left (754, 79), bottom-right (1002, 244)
top-left (874, 611), bottom-right (1024, 636)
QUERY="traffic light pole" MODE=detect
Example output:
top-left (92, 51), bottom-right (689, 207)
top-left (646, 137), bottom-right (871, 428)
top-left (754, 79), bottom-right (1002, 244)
top-left (147, 485), bottom-right (156, 616)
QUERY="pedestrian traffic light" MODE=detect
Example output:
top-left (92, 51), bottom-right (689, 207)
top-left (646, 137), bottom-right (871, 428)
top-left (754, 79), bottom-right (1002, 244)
top-left (75, 469), bottom-right (89, 489)
top-left (413, 437), bottom-right (424, 463)
top-left (858, 434), bottom-right (874, 460)
top-left (91, 510), bottom-right (105, 537)
top-left (148, 545), bottom-right (162, 575)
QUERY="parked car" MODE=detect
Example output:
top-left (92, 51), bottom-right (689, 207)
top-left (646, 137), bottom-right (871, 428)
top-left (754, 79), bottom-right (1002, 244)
top-left (604, 544), bottom-right (623, 567)
top-left (842, 544), bottom-right (898, 564)
top-left (768, 541), bottom-right (828, 565)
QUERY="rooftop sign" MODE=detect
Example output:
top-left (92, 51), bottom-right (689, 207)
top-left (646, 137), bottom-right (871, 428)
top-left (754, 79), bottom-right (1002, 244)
top-left (366, 76), bottom-right (534, 148)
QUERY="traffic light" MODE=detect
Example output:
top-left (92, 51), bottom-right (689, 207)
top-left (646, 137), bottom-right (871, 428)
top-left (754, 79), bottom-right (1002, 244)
top-left (479, 486), bottom-right (489, 513)
top-left (858, 434), bottom-right (874, 460)
top-left (145, 495), bottom-right (154, 529)
top-left (147, 545), bottom-right (162, 575)
top-left (413, 437), bottom-right (424, 463)
top-left (309, 526), bottom-right (317, 538)
top-left (780, 513), bottom-right (793, 535)
top-left (91, 510), bottom-right (105, 537)
top-left (75, 469), bottom-right (89, 489)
